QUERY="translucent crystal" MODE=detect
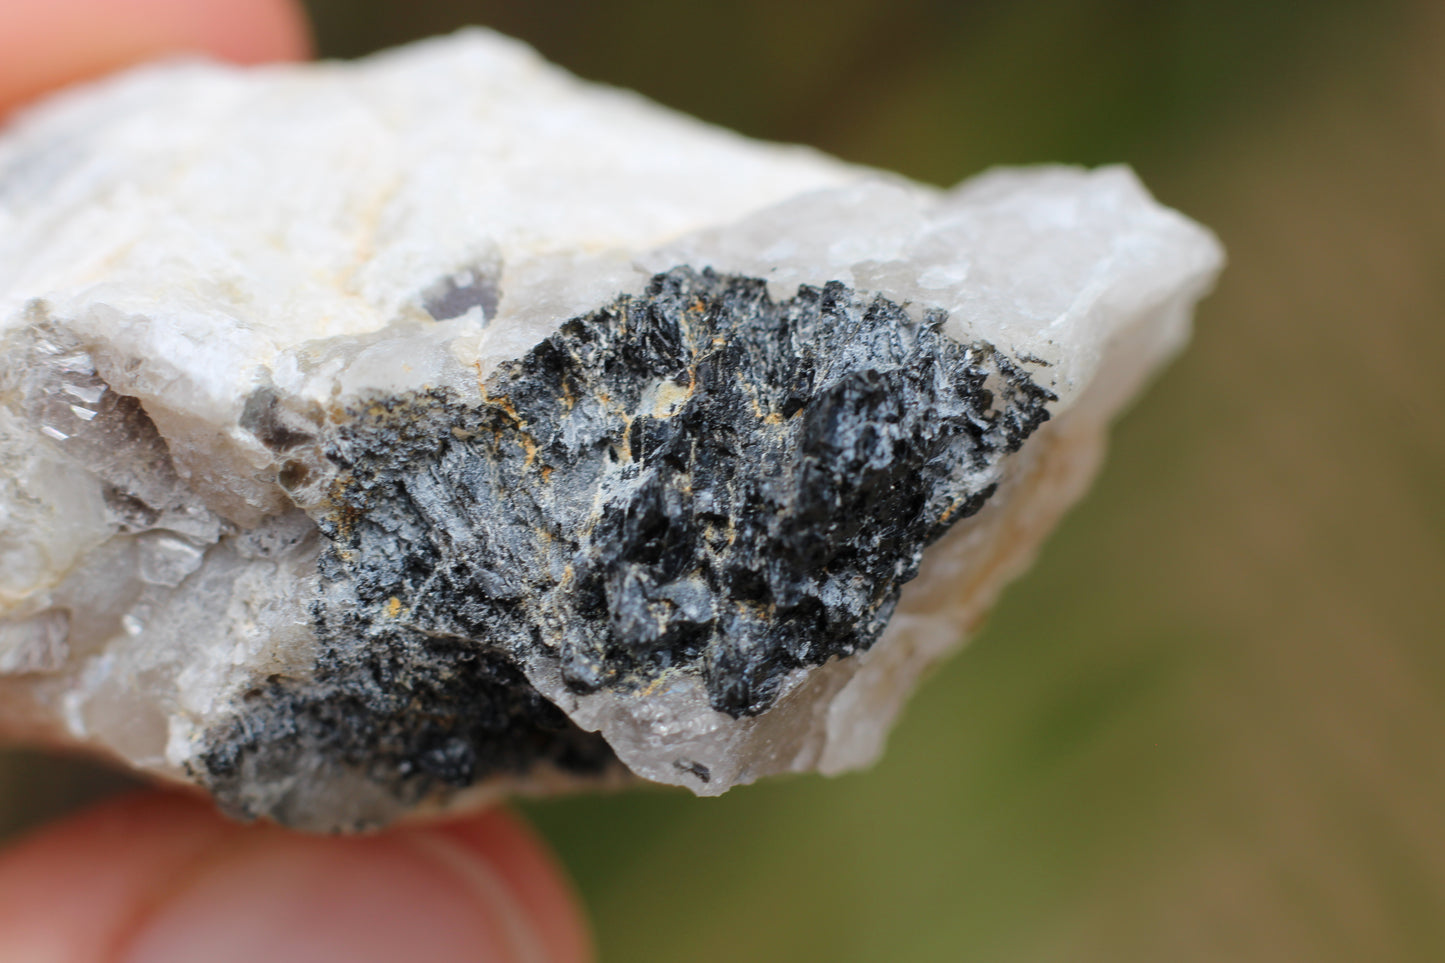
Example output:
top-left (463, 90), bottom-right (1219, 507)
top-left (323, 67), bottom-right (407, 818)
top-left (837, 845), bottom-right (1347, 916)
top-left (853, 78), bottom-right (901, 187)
top-left (0, 609), bottom-right (69, 675)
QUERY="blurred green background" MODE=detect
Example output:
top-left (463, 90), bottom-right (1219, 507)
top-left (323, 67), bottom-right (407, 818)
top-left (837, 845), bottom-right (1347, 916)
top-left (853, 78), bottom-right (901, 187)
top-left (5, 0), bottom-right (1444, 959)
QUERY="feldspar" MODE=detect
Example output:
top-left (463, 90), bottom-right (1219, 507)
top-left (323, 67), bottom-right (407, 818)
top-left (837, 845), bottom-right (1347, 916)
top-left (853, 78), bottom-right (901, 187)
top-left (0, 30), bottom-right (1223, 830)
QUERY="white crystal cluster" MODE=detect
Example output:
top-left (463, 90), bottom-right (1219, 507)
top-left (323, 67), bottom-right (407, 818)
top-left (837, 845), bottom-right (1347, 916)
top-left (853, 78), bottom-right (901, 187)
top-left (0, 30), bottom-right (1221, 828)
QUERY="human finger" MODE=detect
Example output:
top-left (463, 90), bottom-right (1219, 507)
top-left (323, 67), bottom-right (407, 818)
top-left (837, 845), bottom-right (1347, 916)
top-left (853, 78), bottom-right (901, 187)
top-left (0, 790), bottom-right (593, 963)
top-left (0, 0), bottom-right (310, 117)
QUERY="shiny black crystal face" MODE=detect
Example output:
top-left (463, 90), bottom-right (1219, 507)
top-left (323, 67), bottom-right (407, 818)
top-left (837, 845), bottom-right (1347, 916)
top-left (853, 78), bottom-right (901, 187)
top-left (325, 266), bottom-right (1054, 713)
top-left (197, 266), bottom-right (1054, 826)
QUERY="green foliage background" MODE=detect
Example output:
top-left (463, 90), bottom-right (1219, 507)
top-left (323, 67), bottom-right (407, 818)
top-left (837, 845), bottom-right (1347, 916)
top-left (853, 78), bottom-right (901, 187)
top-left (5, 2), bottom-right (1443, 959)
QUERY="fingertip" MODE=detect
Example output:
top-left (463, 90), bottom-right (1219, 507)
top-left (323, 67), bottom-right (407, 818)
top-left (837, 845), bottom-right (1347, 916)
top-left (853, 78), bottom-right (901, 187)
top-left (0, 791), bottom-right (593, 963)
top-left (149, 0), bottom-right (313, 65)
top-left (429, 808), bottom-right (597, 963)
top-left (0, 0), bottom-right (312, 117)
top-left (0, 790), bottom-right (240, 962)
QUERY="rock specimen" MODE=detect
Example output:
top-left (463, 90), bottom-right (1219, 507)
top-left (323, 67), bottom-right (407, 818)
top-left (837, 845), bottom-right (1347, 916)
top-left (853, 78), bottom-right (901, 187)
top-left (0, 30), bottom-right (1223, 830)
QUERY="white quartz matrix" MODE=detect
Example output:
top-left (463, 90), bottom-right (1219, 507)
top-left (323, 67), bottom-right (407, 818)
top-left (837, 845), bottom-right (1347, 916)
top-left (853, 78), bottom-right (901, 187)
top-left (0, 30), bottom-right (1222, 830)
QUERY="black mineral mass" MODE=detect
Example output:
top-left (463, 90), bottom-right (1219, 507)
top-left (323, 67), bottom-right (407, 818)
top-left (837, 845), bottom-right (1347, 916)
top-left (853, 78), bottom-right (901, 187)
top-left (198, 266), bottom-right (1054, 824)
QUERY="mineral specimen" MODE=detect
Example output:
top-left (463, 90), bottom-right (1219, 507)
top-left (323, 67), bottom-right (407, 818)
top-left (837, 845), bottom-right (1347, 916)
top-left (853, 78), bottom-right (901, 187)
top-left (0, 30), bottom-right (1223, 830)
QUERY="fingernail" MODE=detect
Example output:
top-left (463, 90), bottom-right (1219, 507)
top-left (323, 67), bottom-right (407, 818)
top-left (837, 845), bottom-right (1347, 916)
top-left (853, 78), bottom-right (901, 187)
top-left (118, 831), bottom-right (550, 963)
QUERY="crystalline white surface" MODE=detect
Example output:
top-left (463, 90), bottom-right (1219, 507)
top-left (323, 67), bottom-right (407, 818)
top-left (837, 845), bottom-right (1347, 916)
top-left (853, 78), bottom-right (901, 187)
top-left (0, 30), bottom-right (1221, 829)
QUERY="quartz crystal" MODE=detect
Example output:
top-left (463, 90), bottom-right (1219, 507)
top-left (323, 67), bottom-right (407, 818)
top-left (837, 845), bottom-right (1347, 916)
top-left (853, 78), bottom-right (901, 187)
top-left (0, 30), bottom-right (1223, 830)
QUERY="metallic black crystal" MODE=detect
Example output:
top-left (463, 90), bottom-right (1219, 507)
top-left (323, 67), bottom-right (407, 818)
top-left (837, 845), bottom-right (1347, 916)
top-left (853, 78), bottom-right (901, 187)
top-left (198, 266), bottom-right (1054, 824)
top-left (323, 267), bottom-right (1053, 715)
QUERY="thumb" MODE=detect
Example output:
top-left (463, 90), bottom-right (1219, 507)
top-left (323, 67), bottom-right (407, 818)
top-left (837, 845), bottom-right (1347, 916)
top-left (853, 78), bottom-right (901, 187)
top-left (0, 791), bottom-right (592, 963)
top-left (0, 0), bottom-right (310, 117)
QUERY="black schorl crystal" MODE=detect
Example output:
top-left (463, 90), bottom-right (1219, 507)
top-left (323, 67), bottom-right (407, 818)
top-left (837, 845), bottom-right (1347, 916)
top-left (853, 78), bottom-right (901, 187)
top-left (198, 266), bottom-right (1053, 824)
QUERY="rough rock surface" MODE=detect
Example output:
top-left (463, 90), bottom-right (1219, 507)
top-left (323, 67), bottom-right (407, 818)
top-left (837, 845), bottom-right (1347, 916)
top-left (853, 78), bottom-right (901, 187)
top-left (0, 30), bottom-right (1222, 830)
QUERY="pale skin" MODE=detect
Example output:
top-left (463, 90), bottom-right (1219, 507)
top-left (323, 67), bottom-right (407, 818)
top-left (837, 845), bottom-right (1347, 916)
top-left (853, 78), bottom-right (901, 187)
top-left (0, 3), bottom-right (593, 960)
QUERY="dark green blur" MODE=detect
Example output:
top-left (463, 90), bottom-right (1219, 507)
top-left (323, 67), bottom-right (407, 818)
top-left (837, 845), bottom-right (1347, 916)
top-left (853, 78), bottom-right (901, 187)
top-left (5, 1), bottom-right (1442, 959)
